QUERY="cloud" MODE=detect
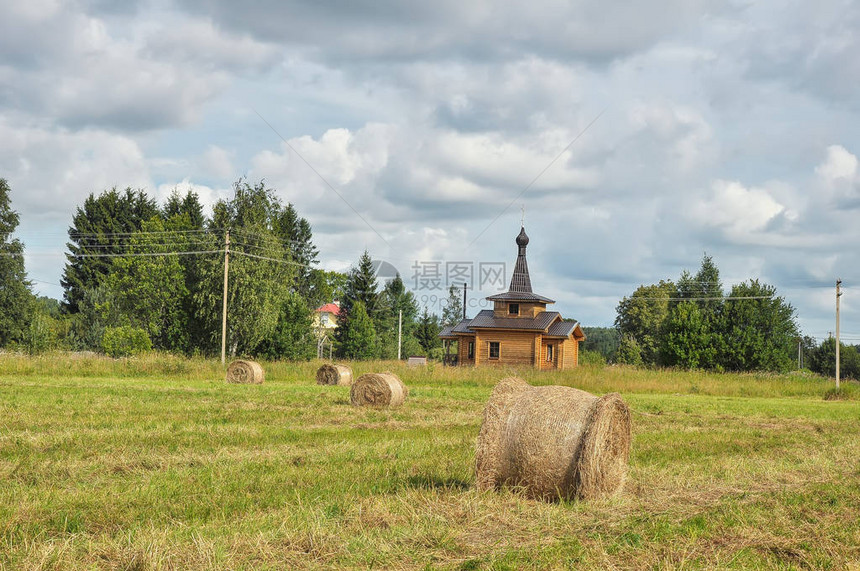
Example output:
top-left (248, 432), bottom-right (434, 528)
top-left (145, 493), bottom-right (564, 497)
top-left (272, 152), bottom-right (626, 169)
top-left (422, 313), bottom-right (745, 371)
top-left (0, 119), bottom-right (151, 219)
top-left (738, 1), bottom-right (860, 104)
top-left (816, 145), bottom-right (858, 183)
top-left (693, 180), bottom-right (786, 241)
top-left (814, 145), bottom-right (860, 209)
top-left (176, 0), bottom-right (733, 64)
top-left (0, 2), bottom-right (282, 133)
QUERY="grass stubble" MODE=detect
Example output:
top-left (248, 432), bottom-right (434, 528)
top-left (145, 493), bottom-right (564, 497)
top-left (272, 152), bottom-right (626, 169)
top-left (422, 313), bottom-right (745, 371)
top-left (1, 354), bottom-right (859, 569)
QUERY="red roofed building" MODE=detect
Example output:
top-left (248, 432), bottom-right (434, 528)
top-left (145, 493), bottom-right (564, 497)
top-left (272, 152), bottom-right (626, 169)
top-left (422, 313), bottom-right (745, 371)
top-left (314, 302), bottom-right (341, 335)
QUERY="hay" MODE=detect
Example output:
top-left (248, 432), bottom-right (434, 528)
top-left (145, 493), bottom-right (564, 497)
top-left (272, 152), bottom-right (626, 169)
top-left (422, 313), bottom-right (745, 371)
top-left (475, 377), bottom-right (631, 501)
top-left (225, 360), bottom-right (265, 384)
top-left (350, 372), bottom-right (408, 407)
top-left (316, 363), bottom-right (354, 386)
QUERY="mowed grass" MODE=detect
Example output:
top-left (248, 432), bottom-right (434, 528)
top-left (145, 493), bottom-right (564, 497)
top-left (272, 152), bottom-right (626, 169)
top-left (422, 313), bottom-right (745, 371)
top-left (1, 354), bottom-right (859, 569)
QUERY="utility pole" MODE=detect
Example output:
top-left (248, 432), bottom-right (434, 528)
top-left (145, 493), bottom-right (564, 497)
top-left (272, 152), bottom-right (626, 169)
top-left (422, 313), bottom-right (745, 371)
top-left (221, 229), bottom-right (230, 365)
top-left (836, 278), bottom-right (842, 389)
top-left (397, 310), bottom-right (402, 360)
top-left (462, 283), bottom-right (467, 320)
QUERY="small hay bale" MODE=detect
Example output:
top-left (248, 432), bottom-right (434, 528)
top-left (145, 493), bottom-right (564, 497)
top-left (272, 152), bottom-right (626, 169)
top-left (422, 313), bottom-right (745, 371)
top-left (475, 377), bottom-right (631, 501)
top-left (350, 372), bottom-right (408, 407)
top-left (316, 363), bottom-right (354, 386)
top-left (225, 360), bottom-right (265, 384)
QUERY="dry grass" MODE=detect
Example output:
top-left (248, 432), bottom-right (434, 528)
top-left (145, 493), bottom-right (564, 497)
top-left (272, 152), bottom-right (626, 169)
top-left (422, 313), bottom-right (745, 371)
top-left (1, 355), bottom-right (859, 569)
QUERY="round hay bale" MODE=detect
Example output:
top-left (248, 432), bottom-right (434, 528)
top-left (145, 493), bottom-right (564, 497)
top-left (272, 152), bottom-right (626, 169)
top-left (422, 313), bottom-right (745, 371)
top-left (350, 372), bottom-right (408, 407)
top-left (225, 360), bottom-right (265, 384)
top-left (316, 363), bottom-right (354, 386)
top-left (475, 377), bottom-right (631, 501)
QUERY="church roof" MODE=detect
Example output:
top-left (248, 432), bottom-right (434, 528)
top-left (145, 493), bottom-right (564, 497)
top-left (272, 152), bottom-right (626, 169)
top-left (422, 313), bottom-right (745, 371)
top-left (509, 226), bottom-right (533, 293)
top-left (485, 291), bottom-right (556, 303)
top-left (487, 225), bottom-right (555, 304)
top-left (545, 320), bottom-right (584, 339)
top-left (469, 309), bottom-right (560, 331)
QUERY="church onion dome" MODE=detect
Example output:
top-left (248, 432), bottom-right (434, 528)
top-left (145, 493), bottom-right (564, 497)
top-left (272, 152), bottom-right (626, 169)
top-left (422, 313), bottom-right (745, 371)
top-left (516, 227), bottom-right (529, 247)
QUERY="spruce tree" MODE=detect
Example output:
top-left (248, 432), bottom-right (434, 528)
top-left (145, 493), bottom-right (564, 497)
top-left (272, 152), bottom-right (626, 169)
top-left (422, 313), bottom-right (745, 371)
top-left (0, 179), bottom-right (33, 347)
top-left (335, 251), bottom-right (379, 357)
top-left (339, 301), bottom-right (376, 359)
top-left (62, 187), bottom-right (159, 313)
top-left (415, 308), bottom-right (441, 354)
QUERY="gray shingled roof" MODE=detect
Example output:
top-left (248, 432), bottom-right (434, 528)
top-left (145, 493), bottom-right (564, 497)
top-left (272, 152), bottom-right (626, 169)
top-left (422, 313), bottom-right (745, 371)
top-left (485, 291), bottom-right (556, 303)
top-left (545, 320), bottom-right (579, 338)
top-left (468, 309), bottom-right (560, 331)
top-left (452, 319), bottom-right (475, 334)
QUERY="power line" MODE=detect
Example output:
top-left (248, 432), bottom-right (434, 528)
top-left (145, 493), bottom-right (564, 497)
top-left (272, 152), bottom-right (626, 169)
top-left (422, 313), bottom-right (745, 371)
top-left (73, 250), bottom-right (224, 258)
top-left (468, 108), bottom-right (606, 248)
top-left (69, 228), bottom-right (223, 238)
top-left (622, 295), bottom-right (776, 302)
top-left (253, 108), bottom-right (391, 248)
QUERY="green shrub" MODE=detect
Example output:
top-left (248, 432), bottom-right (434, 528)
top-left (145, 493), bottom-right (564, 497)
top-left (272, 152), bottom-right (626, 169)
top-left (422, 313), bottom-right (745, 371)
top-left (26, 313), bottom-right (60, 355)
top-left (579, 349), bottom-right (606, 366)
top-left (102, 326), bottom-right (152, 358)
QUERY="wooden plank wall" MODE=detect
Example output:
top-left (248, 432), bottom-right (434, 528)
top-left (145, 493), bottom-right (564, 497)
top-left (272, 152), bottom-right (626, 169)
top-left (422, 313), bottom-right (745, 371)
top-left (492, 302), bottom-right (548, 318)
top-left (458, 335), bottom-right (475, 365)
top-left (474, 330), bottom-right (538, 366)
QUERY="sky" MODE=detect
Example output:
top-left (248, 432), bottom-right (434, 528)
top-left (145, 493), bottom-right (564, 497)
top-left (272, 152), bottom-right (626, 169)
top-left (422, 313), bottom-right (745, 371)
top-left (1, 0), bottom-right (860, 340)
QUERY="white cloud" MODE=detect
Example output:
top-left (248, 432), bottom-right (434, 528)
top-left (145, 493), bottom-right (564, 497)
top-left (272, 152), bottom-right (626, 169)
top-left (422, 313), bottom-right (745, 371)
top-left (694, 180), bottom-right (785, 237)
top-left (154, 179), bottom-right (231, 216)
top-left (816, 145), bottom-right (858, 183)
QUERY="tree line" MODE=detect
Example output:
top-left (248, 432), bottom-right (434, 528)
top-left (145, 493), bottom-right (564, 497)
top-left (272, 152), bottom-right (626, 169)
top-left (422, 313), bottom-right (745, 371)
top-left (0, 177), bottom-right (853, 374)
top-left (0, 178), bottom-right (448, 359)
top-left (611, 254), bottom-right (851, 377)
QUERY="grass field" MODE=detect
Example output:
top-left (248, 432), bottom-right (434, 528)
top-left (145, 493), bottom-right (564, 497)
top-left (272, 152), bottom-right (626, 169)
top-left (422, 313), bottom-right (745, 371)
top-left (1, 353), bottom-right (859, 570)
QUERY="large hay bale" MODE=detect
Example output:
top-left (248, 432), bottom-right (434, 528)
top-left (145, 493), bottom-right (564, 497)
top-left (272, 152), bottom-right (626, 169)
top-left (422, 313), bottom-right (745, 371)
top-left (475, 377), bottom-right (631, 501)
top-left (225, 360), bottom-right (265, 384)
top-left (350, 372), bottom-right (408, 407)
top-left (316, 363), bottom-right (354, 386)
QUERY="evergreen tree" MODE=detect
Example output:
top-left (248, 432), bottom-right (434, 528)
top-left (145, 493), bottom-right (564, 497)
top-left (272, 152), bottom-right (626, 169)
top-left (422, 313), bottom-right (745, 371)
top-left (163, 189), bottom-right (205, 229)
top-left (376, 274), bottom-right (420, 359)
top-left (335, 251), bottom-right (381, 358)
top-left (339, 301), bottom-right (376, 359)
top-left (62, 187), bottom-right (159, 313)
top-left (415, 308), bottom-right (442, 354)
top-left (272, 202), bottom-right (319, 300)
top-left (0, 178), bottom-right (33, 347)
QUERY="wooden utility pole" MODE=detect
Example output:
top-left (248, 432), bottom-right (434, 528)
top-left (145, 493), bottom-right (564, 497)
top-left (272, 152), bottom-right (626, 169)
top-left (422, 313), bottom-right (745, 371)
top-left (397, 310), bottom-right (402, 360)
top-left (221, 230), bottom-right (230, 365)
top-left (462, 283), bottom-right (467, 320)
top-left (836, 278), bottom-right (842, 388)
